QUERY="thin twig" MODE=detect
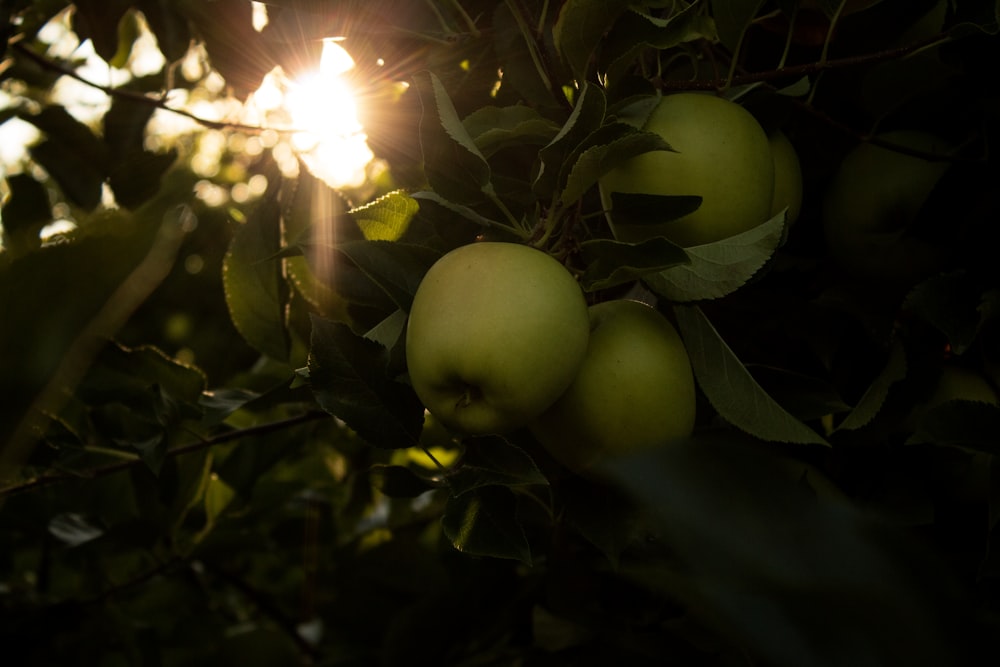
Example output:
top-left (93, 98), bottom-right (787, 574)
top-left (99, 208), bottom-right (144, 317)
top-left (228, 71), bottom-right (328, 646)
top-left (0, 410), bottom-right (332, 498)
top-left (658, 30), bottom-right (952, 91)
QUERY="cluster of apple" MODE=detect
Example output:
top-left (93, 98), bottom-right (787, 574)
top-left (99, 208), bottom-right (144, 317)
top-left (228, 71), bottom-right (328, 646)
top-left (598, 92), bottom-right (803, 247)
top-left (404, 241), bottom-right (697, 470)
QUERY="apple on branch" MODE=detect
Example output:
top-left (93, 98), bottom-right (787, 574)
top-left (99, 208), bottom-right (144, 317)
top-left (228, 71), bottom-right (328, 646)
top-left (529, 299), bottom-right (697, 471)
top-left (405, 241), bottom-right (591, 436)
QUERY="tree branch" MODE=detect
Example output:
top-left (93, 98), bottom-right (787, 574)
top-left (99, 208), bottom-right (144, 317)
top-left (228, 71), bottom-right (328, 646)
top-left (0, 410), bottom-right (332, 498)
top-left (657, 30), bottom-right (952, 91)
top-left (11, 40), bottom-right (294, 135)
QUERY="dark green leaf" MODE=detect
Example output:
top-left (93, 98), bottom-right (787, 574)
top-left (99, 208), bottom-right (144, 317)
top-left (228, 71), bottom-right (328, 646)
top-left (135, 0), bottom-right (192, 62)
top-left (21, 105), bottom-right (108, 210)
top-left (71, 0), bottom-right (132, 63)
top-left (446, 436), bottom-right (548, 496)
top-left (561, 475), bottom-right (642, 568)
top-left (0, 173), bottom-right (50, 254)
top-left (644, 211), bottom-right (788, 302)
top-left (604, 192), bottom-right (702, 227)
top-left (491, 2), bottom-right (560, 110)
top-left (462, 105), bottom-right (560, 157)
top-left (674, 304), bottom-right (828, 445)
top-left (308, 315), bottom-right (424, 449)
top-left (325, 240), bottom-right (441, 313)
top-left (558, 125), bottom-right (674, 206)
top-left (908, 401), bottom-right (1000, 454)
top-left (222, 174), bottom-right (290, 362)
top-left (199, 388), bottom-right (261, 426)
top-left (579, 237), bottom-right (689, 292)
top-left (836, 339), bottom-right (907, 431)
top-left (904, 271), bottom-right (987, 356)
top-left (415, 71), bottom-right (494, 203)
top-left (369, 464), bottom-right (442, 498)
top-left (604, 433), bottom-right (962, 667)
top-left (601, 5), bottom-right (717, 87)
top-left (441, 485), bottom-right (533, 564)
top-left (710, 0), bottom-right (766, 50)
top-left (553, 0), bottom-right (633, 80)
top-left (177, 0), bottom-right (269, 98)
top-left (535, 82), bottom-right (606, 196)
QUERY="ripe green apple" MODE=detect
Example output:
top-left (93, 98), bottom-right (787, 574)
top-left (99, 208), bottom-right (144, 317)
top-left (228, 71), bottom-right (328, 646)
top-left (599, 92), bottom-right (775, 247)
top-left (405, 242), bottom-right (590, 435)
top-left (768, 130), bottom-right (803, 226)
top-left (529, 299), bottom-right (696, 470)
top-left (822, 130), bottom-right (953, 285)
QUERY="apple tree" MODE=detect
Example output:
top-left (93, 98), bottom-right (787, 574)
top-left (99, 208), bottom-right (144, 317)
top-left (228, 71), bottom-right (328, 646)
top-left (2, 0), bottom-right (1000, 664)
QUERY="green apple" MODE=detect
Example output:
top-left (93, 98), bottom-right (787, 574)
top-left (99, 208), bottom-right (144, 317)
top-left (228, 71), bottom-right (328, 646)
top-left (599, 92), bottom-right (775, 247)
top-left (405, 242), bottom-right (590, 435)
top-left (768, 130), bottom-right (803, 226)
top-left (529, 299), bottom-right (696, 470)
top-left (822, 130), bottom-right (953, 285)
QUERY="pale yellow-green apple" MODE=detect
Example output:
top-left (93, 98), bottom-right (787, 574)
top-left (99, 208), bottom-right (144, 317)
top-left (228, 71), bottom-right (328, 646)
top-left (768, 130), bottom-right (803, 226)
top-left (599, 92), bottom-right (775, 247)
top-left (822, 130), bottom-right (953, 285)
top-left (405, 242), bottom-right (590, 435)
top-left (529, 299), bottom-right (696, 470)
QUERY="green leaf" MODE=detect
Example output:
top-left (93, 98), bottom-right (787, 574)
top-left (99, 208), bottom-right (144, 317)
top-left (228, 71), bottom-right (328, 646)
top-left (836, 339), bottom-right (908, 431)
top-left (307, 315), bottom-right (424, 449)
top-left (491, 2), bottom-right (560, 110)
top-left (553, 0), bottom-right (634, 80)
top-left (415, 71), bottom-right (494, 203)
top-left (326, 240), bottom-right (441, 313)
top-left (410, 191), bottom-right (505, 232)
top-left (21, 106), bottom-right (108, 210)
top-left (604, 192), bottom-right (703, 227)
top-left (578, 237), bottom-right (689, 292)
top-left (71, 0), bottom-right (132, 63)
top-left (560, 475), bottom-right (643, 568)
top-left (135, 0), bottom-right (193, 62)
top-left (601, 5), bottom-right (717, 87)
top-left (908, 401), bottom-right (1000, 454)
top-left (709, 0), bottom-right (766, 50)
top-left (446, 436), bottom-right (548, 496)
top-left (674, 304), bottom-right (828, 446)
top-left (176, 0), bottom-right (269, 99)
top-left (223, 174), bottom-right (290, 362)
top-left (369, 464), bottom-right (442, 498)
top-left (604, 433), bottom-right (960, 667)
top-left (0, 173), bottom-right (50, 255)
top-left (558, 125), bottom-right (674, 207)
top-left (903, 271), bottom-right (987, 356)
top-left (104, 97), bottom-right (176, 208)
top-left (462, 105), bottom-right (560, 157)
top-left (441, 485), bottom-right (533, 564)
top-left (534, 82), bottom-right (607, 196)
top-left (644, 210), bottom-right (788, 302)
top-left (349, 190), bottom-right (419, 242)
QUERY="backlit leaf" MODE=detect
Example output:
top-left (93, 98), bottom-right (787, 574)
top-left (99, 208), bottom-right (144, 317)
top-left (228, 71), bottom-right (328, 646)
top-left (349, 190), bottom-right (419, 242)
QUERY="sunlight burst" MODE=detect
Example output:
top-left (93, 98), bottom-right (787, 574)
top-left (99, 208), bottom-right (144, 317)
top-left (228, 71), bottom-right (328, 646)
top-left (281, 40), bottom-right (374, 189)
